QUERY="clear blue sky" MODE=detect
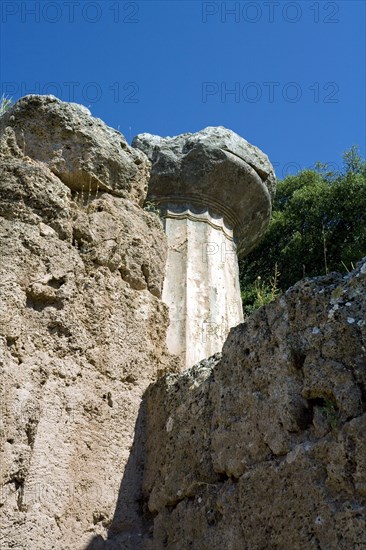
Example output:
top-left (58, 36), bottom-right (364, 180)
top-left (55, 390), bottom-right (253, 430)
top-left (1, 0), bottom-right (365, 178)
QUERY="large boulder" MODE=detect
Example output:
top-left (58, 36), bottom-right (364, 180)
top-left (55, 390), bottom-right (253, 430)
top-left (133, 127), bottom-right (276, 256)
top-left (141, 261), bottom-right (366, 549)
top-left (0, 95), bottom-right (150, 204)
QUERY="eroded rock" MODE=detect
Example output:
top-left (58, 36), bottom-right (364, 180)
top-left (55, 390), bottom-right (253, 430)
top-left (0, 95), bottom-right (149, 204)
top-left (143, 261), bottom-right (366, 549)
top-left (0, 97), bottom-right (179, 550)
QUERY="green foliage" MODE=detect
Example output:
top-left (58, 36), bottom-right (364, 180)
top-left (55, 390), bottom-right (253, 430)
top-left (143, 200), bottom-right (163, 219)
top-left (240, 147), bottom-right (366, 313)
top-left (0, 94), bottom-right (13, 116)
top-left (241, 264), bottom-right (280, 317)
top-left (320, 399), bottom-right (339, 429)
top-left (343, 145), bottom-right (366, 174)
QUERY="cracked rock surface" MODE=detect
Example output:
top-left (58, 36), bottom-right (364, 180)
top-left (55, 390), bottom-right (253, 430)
top-left (0, 97), bottom-right (179, 550)
top-left (143, 261), bottom-right (366, 550)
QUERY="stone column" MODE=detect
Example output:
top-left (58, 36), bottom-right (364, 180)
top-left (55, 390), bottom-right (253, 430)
top-left (133, 127), bottom-right (276, 368)
top-left (162, 208), bottom-right (242, 367)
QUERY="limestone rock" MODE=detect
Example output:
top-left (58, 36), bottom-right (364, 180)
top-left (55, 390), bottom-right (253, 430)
top-left (0, 95), bottom-right (150, 204)
top-left (0, 97), bottom-right (179, 550)
top-left (3, 96), bottom-right (365, 550)
top-left (142, 261), bottom-right (366, 549)
top-left (132, 127), bottom-right (276, 257)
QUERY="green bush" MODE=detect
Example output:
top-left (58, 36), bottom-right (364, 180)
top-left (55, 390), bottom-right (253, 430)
top-left (240, 147), bottom-right (366, 314)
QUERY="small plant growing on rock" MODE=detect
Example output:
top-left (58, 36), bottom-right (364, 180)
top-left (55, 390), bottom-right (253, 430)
top-left (320, 399), bottom-right (339, 429)
top-left (0, 94), bottom-right (13, 116)
top-left (254, 264), bottom-right (280, 306)
top-left (143, 200), bottom-right (163, 219)
top-left (242, 264), bottom-right (281, 316)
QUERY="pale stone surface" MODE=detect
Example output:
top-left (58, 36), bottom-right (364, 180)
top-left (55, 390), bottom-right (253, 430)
top-left (6, 97), bottom-right (364, 550)
top-left (0, 97), bottom-right (180, 550)
top-left (142, 261), bottom-right (366, 549)
top-left (163, 210), bottom-right (243, 366)
top-left (133, 127), bottom-right (276, 367)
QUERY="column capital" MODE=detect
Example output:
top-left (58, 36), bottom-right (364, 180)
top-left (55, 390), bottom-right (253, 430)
top-left (164, 207), bottom-right (234, 241)
top-left (132, 126), bottom-right (276, 257)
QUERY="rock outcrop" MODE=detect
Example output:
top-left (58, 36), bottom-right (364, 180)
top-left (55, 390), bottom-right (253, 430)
top-left (1, 94), bottom-right (149, 203)
top-left (0, 95), bottom-right (179, 550)
top-left (142, 261), bottom-right (366, 549)
top-left (1, 96), bottom-right (365, 550)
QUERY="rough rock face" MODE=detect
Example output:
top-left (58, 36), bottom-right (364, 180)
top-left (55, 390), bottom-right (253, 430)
top-left (2, 96), bottom-right (365, 550)
top-left (0, 95), bottom-right (149, 203)
top-left (132, 127), bottom-right (276, 257)
top-left (0, 96), bottom-right (178, 550)
top-left (143, 262), bottom-right (366, 549)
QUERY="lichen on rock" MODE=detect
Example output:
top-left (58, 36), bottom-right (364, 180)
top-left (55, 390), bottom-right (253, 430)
top-left (0, 94), bottom-right (149, 203)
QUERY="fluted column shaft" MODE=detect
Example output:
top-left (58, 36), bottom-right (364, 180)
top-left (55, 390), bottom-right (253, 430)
top-left (162, 209), bottom-right (243, 367)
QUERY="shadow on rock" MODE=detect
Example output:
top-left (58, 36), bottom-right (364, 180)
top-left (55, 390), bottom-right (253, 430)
top-left (85, 396), bottom-right (152, 550)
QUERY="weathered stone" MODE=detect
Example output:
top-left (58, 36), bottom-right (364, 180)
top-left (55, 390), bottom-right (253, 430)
top-left (3, 97), bottom-right (365, 550)
top-left (142, 260), bottom-right (366, 549)
top-left (133, 127), bottom-right (276, 367)
top-left (133, 126), bottom-right (275, 257)
top-left (0, 95), bottom-right (150, 204)
top-left (156, 211), bottom-right (243, 367)
top-left (0, 97), bottom-right (180, 550)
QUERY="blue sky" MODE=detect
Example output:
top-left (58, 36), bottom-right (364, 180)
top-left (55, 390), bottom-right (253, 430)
top-left (1, 0), bottom-right (365, 178)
